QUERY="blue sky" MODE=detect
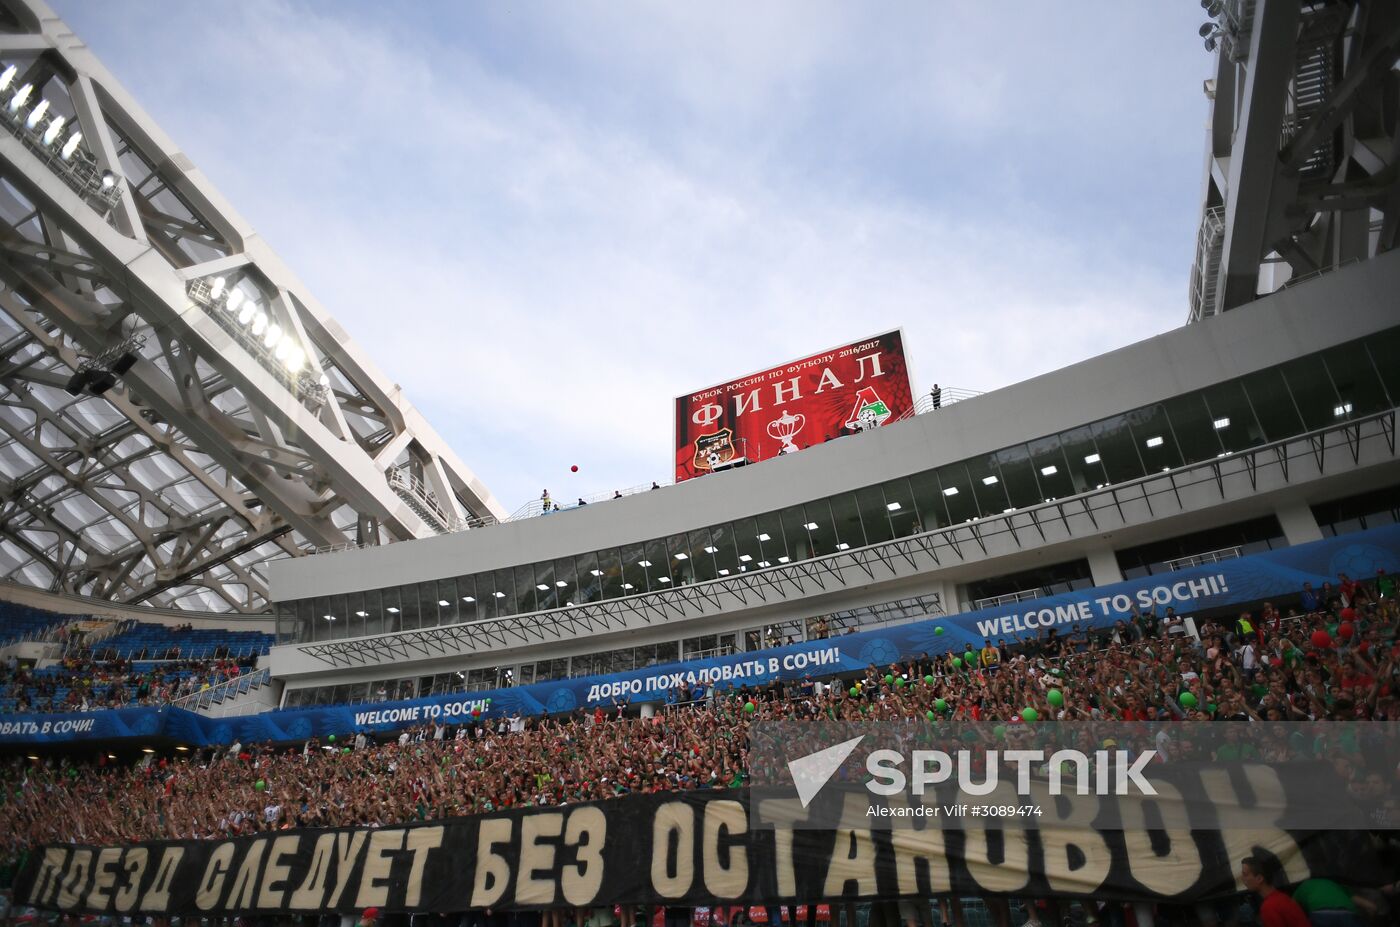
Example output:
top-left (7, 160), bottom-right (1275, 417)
top-left (55, 1), bottom-right (1212, 514)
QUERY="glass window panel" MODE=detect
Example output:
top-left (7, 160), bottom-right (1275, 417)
top-left (936, 464), bottom-right (979, 522)
top-left (456, 575), bottom-right (477, 623)
top-left (855, 486), bottom-right (894, 544)
top-left (656, 640), bottom-right (679, 663)
top-left (907, 471), bottom-right (949, 529)
top-left (396, 584), bottom-right (420, 631)
top-left (1056, 425), bottom-right (1105, 494)
top-left (1241, 367), bottom-right (1304, 441)
top-left (731, 517), bottom-right (763, 573)
top-left (621, 542), bottom-right (647, 593)
top-left (1199, 380), bottom-right (1265, 453)
top-left (533, 560), bottom-right (557, 611)
top-left (575, 553), bottom-right (601, 602)
top-left (992, 445), bottom-right (1042, 510)
top-left (382, 586), bottom-right (403, 633)
top-left (666, 535), bottom-right (695, 585)
top-left (1027, 436), bottom-right (1075, 501)
top-left (362, 588), bottom-right (383, 636)
top-left (644, 538), bottom-right (672, 590)
top-left (554, 557), bottom-right (578, 606)
top-left (1322, 344), bottom-right (1389, 417)
top-left (687, 529), bottom-right (718, 582)
top-left (1090, 415), bottom-right (1146, 485)
top-left (513, 564), bottom-right (535, 614)
top-left (598, 548), bottom-right (624, 599)
top-left (488, 568), bottom-right (513, 619)
top-left (1126, 404), bottom-right (1183, 472)
top-left (1159, 392), bottom-right (1223, 465)
top-left (346, 590), bottom-right (365, 639)
top-left (754, 511), bottom-right (788, 562)
top-left (1279, 355), bottom-right (1342, 430)
top-left (801, 499), bottom-right (840, 557)
top-left (1365, 329), bottom-right (1400, 406)
top-left (963, 455), bottom-right (1009, 517)
top-left (828, 493), bottom-right (865, 551)
top-left (778, 506), bottom-right (811, 563)
top-left (292, 599), bottom-right (310, 643)
top-left (418, 584), bottom-right (438, 629)
top-left (709, 524), bottom-right (741, 577)
top-left (880, 479), bottom-right (920, 537)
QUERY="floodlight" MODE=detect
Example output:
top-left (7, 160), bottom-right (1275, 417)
top-left (264, 323), bottom-right (282, 349)
top-left (60, 130), bottom-right (82, 160)
top-left (210, 277), bottom-right (226, 300)
top-left (0, 65), bottom-right (15, 91)
top-left (41, 115), bottom-right (64, 145)
top-left (8, 82), bottom-right (32, 112)
top-left (224, 288), bottom-right (244, 312)
top-left (250, 311), bottom-right (268, 337)
top-left (24, 98), bottom-right (47, 129)
top-left (237, 302), bottom-right (255, 326)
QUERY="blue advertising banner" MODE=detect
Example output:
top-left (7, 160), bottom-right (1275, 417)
top-left (3, 523), bottom-right (1397, 749)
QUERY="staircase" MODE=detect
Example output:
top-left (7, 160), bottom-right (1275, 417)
top-left (170, 666), bottom-right (279, 717)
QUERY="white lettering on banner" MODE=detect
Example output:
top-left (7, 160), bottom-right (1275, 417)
top-left (691, 404), bottom-right (723, 427)
top-left (734, 389), bottom-right (762, 417)
top-left (976, 573), bottom-right (1231, 638)
top-left (814, 368), bottom-right (844, 394)
top-left (853, 354), bottom-right (885, 382)
top-left (586, 648), bottom-right (840, 704)
top-left (772, 378), bottom-right (802, 406)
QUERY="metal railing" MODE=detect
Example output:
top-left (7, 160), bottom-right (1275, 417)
top-left (1188, 206), bottom-right (1225, 322)
top-left (169, 667), bottom-right (271, 712)
top-left (1165, 545), bottom-right (1243, 571)
top-left (973, 587), bottom-right (1045, 610)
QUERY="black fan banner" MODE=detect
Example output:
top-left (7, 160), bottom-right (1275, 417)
top-left (14, 774), bottom-right (1388, 916)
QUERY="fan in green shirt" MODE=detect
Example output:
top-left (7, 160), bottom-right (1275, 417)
top-left (1291, 878), bottom-right (1356, 914)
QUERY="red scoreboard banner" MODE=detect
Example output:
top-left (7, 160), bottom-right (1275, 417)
top-left (674, 330), bottom-right (913, 481)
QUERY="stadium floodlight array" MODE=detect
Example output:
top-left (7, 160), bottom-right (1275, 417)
top-left (0, 62), bottom-right (122, 210)
top-left (185, 276), bottom-right (330, 407)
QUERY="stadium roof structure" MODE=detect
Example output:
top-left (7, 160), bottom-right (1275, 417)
top-left (0, 0), bottom-right (506, 612)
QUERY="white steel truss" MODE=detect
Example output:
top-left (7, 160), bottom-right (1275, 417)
top-left (0, 0), bottom-right (505, 612)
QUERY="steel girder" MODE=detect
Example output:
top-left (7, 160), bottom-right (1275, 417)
top-left (1191, 0), bottom-right (1400, 321)
top-left (293, 408), bottom-right (1400, 669)
top-left (0, 0), bottom-right (505, 611)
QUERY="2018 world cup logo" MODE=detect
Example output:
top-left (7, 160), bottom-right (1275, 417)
top-left (767, 410), bottom-right (805, 454)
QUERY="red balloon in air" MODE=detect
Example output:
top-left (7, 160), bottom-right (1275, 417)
top-left (1338, 622), bottom-right (1355, 639)
top-left (1341, 607), bottom-right (1355, 622)
top-left (1310, 629), bottom-right (1332, 649)
top-left (571, 465), bottom-right (579, 472)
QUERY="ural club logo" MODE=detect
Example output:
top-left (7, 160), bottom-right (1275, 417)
top-left (692, 428), bottom-right (738, 473)
top-left (845, 385), bottom-right (891, 431)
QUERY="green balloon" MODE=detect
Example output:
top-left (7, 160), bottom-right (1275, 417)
top-left (934, 698), bottom-right (948, 713)
top-left (1047, 689), bottom-right (1064, 708)
top-left (1180, 692), bottom-right (1198, 709)
top-left (934, 626), bottom-right (945, 636)
top-left (923, 675), bottom-right (934, 685)
top-left (743, 701), bottom-right (756, 714)
top-left (894, 677), bottom-right (905, 688)
top-left (1206, 702), bottom-right (1217, 714)
top-left (254, 779), bottom-right (266, 791)
top-left (1021, 707), bottom-right (1039, 724)
top-left (1051, 668), bottom-right (1064, 677)
top-left (925, 710), bottom-right (935, 722)
top-left (884, 674), bottom-right (894, 685)
top-left (993, 724), bottom-right (1007, 739)
top-left (849, 687), bottom-right (859, 697)
top-left (328, 734), bottom-right (335, 742)
top-left (342, 747), bottom-right (351, 754)
top-left (951, 657), bottom-right (962, 669)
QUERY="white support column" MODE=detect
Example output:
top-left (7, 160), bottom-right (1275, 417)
top-left (1086, 546), bottom-right (1124, 588)
top-left (1274, 499), bottom-right (1324, 545)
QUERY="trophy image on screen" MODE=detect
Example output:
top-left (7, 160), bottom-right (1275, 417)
top-left (767, 410), bottom-right (806, 454)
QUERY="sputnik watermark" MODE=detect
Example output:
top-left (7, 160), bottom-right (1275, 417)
top-left (865, 748), bottom-right (1159, 798)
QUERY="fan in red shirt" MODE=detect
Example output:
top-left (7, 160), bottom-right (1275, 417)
top-left (1241, 856), bottom-right (1310, 927)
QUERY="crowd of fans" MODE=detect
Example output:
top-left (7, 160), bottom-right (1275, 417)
top-left (0, 652), bottom-right (260, 714)
top-left (0, 572), bottom-right (1397, 926)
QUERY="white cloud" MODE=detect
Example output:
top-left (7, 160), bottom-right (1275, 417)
top-left (54, 0), bottom-right (1204, 510)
